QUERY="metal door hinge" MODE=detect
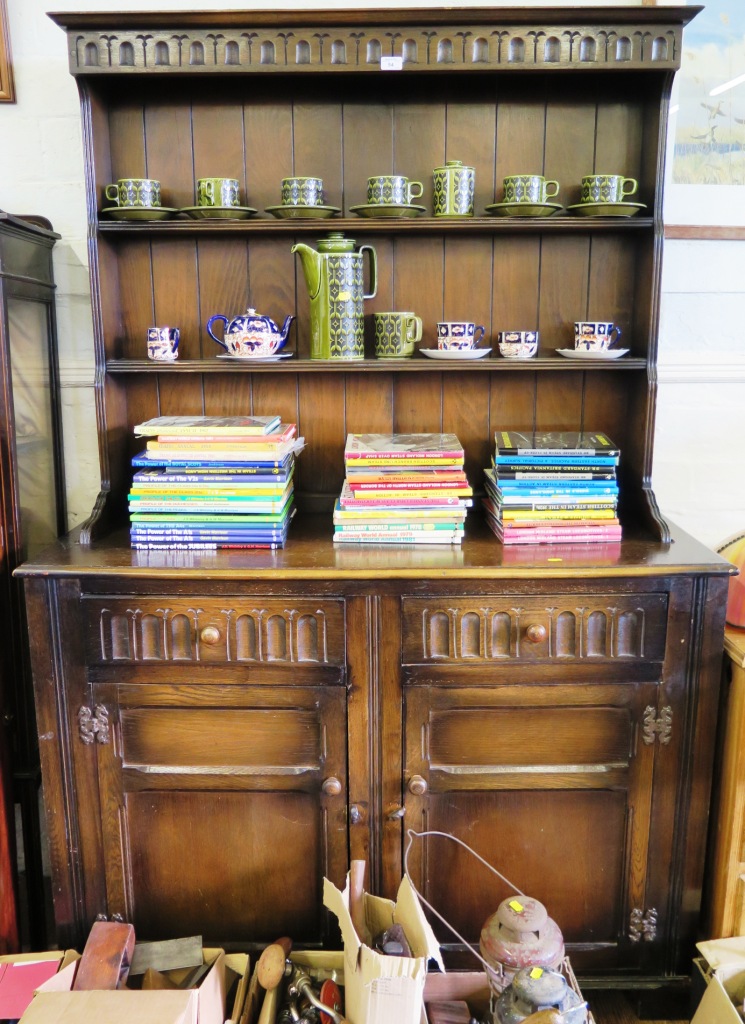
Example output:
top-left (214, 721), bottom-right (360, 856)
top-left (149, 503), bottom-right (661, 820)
top-left (78, 704), bottom-right (111, 745)
top-left (642, 705), bottom-right (672, 745)
top-left (629, 906), bottom-right (658, 943)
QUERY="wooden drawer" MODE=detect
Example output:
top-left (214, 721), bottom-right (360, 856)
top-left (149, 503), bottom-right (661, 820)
top-left (83, 596), bottom-right (345, 666)
top-left (402, 593), bottom-right (668, 665)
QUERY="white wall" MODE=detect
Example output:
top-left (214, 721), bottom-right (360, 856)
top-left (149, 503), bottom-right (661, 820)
top-left (3, 0), bottom-right (744, 551)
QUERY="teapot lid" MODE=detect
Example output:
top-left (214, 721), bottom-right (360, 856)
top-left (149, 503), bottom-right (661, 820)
top-left (317, 232), bottom-right (356, 253)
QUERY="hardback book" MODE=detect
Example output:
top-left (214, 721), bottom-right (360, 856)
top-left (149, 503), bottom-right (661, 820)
top-left (333, 531), bottom-right (463, 544)
top-left (494, 430), bottom-right (620, 457)
top-left (133, 415), bottom-right (282, 436)
top-left (132, 439), bottom-right (300, 464)
top-left (345, 468), bottom-right (468, 483)
top-left (345, 433), bottom-right (464, 461)
top-left (146, 425), bottom-right (296, 450)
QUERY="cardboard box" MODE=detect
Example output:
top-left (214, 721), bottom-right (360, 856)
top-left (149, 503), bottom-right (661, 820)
top-left (691, 937), bottom-right (745, 1024)
top-left (20, 947), bottom-right (226, 1024)
top-left (324, 874), bottom-right (443, 1024)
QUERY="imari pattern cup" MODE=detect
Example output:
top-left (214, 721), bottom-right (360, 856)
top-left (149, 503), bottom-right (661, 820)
top-left (437, 321), bottom-right (485, 350)
top-left (574, 320), bottom-right (622, 351)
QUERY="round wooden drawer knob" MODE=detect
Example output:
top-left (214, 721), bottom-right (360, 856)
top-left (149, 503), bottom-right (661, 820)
top-left (199, 625), bottom-right (222, 645)
top-left (408, 775), bottom-right (428, 795)
top-left (525, 623), bottom-right (547, 643)
top-left (322, 776), bottom-right (342, 796)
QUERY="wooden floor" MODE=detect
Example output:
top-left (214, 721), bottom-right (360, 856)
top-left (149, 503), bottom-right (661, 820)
top-left (587, 991), bottom-right (688, 1024)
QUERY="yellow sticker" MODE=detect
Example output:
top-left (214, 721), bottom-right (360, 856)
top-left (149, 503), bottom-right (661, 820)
top-left (547, 557), bottom-right (563, 562)
top-left (508, 899), bottom-right (524, 913)
top-left (530, 967), bottom-right (544, 979)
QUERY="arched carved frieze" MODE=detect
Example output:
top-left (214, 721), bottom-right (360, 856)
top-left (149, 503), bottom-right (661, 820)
top-left (404, 594), bottom-right (667, 664)
top-left (86, 598), bottom-right (344, 665)
top-left (64, 19), bottom-right (684, 76)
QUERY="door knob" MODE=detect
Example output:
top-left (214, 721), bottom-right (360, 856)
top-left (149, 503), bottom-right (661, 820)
top-left (322, 776), bottom-right (342, 796)
top-left (408, 775), bottom-right (428, 795)
top-left (525, 623), bottom-right (547, 643)
top-left (199, 625), bottom-right (222, 645)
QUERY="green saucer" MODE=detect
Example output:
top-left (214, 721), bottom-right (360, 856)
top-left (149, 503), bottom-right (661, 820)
top-left (567, 201), bottom-right (646, 217)
top-left (178, 206), bottom-right (257, 220)
top-left (349, 203), bottom-right (427, 219)
top-left (102, 206), bottom-right (178, 221)
top-left (484, 201), bottom-right (563, 217)
top-left (265, 204), bottom-right (341, 219)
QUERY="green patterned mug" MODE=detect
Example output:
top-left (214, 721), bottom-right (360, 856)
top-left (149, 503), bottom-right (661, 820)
top-left (197, 177), bottom-right (240, 207)
top-left (373, 311), bottom-right (423, 358)
top-left (105, 178), bottom-right (161, 208)
top-left (503, 174), bottom-right (560, 204)
top-left (581, 174), bottom-right (638, 204)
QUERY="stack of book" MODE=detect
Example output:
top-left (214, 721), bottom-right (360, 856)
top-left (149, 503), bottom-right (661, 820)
top-left (334, 433), bottom-right (472, 544)
top-left (483, 430), bottom-right (622, 545)
top-left (128, 415), bottom-right (303, 550)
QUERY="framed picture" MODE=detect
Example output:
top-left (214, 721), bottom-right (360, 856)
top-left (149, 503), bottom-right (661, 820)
top-left (0, 0), bottom-right (15, 103)
top-left (664, 0), bottom-right (745, 231)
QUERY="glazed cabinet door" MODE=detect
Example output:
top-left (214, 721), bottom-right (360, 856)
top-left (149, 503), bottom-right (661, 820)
top-left (89, 680), bottom-right (348, 946)
top-left (403, 680), bottom-right (662, 976)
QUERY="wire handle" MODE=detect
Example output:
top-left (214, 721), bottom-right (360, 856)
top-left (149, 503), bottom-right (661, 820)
top-left (403, 828), bottom-right (525, 975)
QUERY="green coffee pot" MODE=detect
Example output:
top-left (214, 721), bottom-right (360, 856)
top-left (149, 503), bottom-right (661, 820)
top-left (292, 233), bottom-right (377, 360)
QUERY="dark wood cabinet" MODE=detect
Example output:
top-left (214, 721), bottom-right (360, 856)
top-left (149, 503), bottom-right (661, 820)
top-left (18, 5), bottom-right (733, 1002)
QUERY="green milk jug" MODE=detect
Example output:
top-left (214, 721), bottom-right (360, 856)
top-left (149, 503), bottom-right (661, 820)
top-left (292, 232), bottom-right (377, 359)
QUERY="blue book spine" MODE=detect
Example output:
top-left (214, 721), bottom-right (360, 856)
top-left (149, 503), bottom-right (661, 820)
top-left (494, 455), bottom-right (618, 467)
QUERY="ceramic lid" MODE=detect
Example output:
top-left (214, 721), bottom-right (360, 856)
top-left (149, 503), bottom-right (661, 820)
top-left (317, 232), bottom-right (356, 253)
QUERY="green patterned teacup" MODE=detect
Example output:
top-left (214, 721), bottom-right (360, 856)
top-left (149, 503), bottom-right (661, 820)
top-left (197, 177), bottom-right (240, 207)
top-left (503, 174), bottom-right (560, 204)
top-left (367, 175), bottom-right (423, 207)
top-left (281, 176), bottom-right (324, 207)
top-left (432, 160), bottom-right (474, 217)
top-left (104, 178), bottom-right (161, 208)
top-left (581, 174), bottom-right (638, 204)
top-left (373, 311), bottom-right (423, 358)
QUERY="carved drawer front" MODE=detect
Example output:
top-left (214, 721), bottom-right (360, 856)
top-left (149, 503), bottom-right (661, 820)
top-left (83, 597), bottom-right (344, 666)
top-left (402, 593), bottom-right (668, 664)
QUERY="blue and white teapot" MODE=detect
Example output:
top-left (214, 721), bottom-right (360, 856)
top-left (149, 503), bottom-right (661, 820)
top-left (207, 306), bottom-right (295, 358)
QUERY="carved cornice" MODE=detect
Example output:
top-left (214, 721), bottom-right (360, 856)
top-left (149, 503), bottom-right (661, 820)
top-left (50, 8), bottom-right (696, 76)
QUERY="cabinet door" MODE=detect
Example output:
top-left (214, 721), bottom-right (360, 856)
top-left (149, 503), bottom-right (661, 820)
top-left (91, 681), bottom-right (347, 945)
top-left (404, 681), bottom-right (661, 975)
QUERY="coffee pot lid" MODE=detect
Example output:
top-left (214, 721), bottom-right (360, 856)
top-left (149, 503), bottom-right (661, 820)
top-left (317, 232), bottom-right (356, 253)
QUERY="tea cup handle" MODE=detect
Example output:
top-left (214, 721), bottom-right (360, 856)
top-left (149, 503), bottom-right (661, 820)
top-left (545, 180), bottom-right (560, 199)
top-left (609, 325), bottom-right (622, 346)
top-left (406, 316), bottom-right (423, 344)
top-left (206, 314), bottom-right (230, 350)
top-left (621, 178), bottom-right (638, 197)
top-left (104, 184), bottom-right (120, 205)
top-left (473, 325), bottom-right (486, 346)
top-left (407, 181), bottom-right (424, 203)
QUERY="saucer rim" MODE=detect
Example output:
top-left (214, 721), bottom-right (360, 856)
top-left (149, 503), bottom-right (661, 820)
top-left (349, 203), bottom-right (428, 216)
top-left (264, 204), bottom-right (341, 217)
top-left (566, 201), bottom-right (646, 214)
top-left (419, 347), bottom-right (492, 360)
top-left (178, 205), bottom-right (258, 216)
top-left (215, 351), bottom-right (295, 362)
top-left (102, 206), bottom-right (179, 217)
top-left (556, 347), bottom-right (630, 360)
top-left (484, 201), bottom-right (564, 214)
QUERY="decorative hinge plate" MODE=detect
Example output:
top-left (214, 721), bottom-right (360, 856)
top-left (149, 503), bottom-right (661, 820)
top-left (629, 906), bottom-right (658, 943)
top-left (78, 704), bottom-right (111, 745)
top-left (642, 705), bottom-right (672, 745)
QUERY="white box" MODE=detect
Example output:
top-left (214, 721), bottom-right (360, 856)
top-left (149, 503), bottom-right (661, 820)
top-left (691, 937), bottom-right (745, 1024)
top-left (324, 874), bottom-right (444, 1024)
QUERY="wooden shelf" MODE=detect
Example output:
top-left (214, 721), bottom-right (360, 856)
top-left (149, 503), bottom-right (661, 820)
top-left (107, 356), bottom-right (649, 373)
top-left (98, 215), bottom-right (655, 236)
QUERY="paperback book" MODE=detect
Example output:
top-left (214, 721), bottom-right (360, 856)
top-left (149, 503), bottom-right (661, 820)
top-left (133, 415), bottom-right (282, 436)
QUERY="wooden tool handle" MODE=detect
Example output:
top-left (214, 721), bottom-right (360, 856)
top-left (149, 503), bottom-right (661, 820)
top-left (256, 937), bottom-right (292, 991)
top-left (349, 859), bottom-right (368, 944)
top-left (73, 920), bottom-right (136, 990)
